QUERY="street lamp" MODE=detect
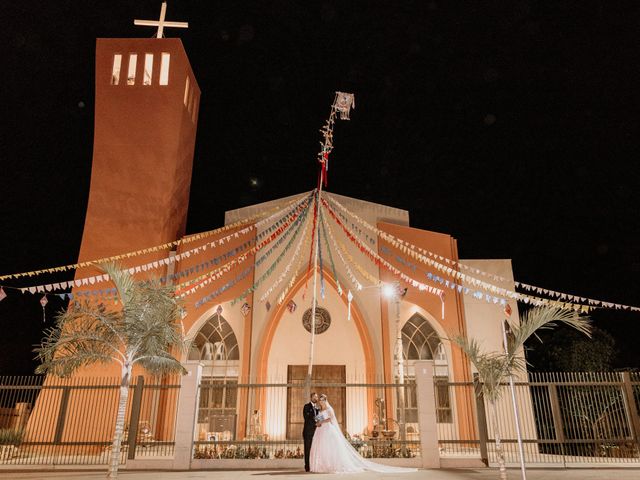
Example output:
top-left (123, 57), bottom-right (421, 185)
top-left (383, 282), bottom-right (408, 454)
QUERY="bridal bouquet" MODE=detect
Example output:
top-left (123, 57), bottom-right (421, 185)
top-left (314, 410), bottom-right (329, 423)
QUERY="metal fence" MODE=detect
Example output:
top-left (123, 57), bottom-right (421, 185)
top-left (436, 371), bottom-right (640, 466)
top-left (3, 370), bottom-right (639, 467)
top-left (0, 375), bottom-right (180, 465)
top-left (193, 378), bottom-right (421, 460)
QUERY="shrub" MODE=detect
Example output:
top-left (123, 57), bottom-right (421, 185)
top-left (0, 429), bottom-right (24, 446)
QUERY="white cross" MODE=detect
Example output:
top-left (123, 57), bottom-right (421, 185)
top-left (134, 2), bottom-right (188, 39)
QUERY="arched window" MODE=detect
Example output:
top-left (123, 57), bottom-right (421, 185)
top-left (401, 313), bottom-right (441, 360)
top-left (188, 314), bottom-right (239, 361)
top-left (400, 313), bottom-right (452, 423)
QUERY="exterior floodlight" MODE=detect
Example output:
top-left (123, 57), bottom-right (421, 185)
top-left (382, 284), bottom-right (395, 298)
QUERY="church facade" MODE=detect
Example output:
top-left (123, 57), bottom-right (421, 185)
top-left (30, 34), bottom-right (523, 449)
top-left (173, 192), bottom-right (521, 442)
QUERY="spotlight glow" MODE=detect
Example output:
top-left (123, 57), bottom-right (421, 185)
top-left (382, 284), bottom-right (395, 298)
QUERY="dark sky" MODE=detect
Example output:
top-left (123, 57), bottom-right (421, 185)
top-left (1, 1), bottom-right (639, 375)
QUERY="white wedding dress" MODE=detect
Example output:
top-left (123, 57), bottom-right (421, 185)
top-left (309, 402), bottom-right (417, 474)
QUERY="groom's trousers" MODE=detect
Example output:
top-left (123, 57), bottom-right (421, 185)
top-left (303, 428), bottom-right (315, 471)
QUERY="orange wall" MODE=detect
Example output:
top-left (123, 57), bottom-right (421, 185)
top-left (29, 39), bottom-right (201, 444)
top-left (377, 222), bottom-right (477, 439)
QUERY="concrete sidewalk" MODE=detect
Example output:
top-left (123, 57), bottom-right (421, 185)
top-left (3, 469), bottom-right (640, 480)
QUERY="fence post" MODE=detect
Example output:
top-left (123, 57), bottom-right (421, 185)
top-left (621, 372), bottom-right (640, 448)
top-left (473, 373), bottom-right (489, 466)
top-left (414, 360), bottom-right (440, 468)
top-left (53, 386), bottom-right (71, 444)
top-left (548, 383), bottom-right (565, 462)
top-left (172, 362), bottom-right (202, 470)
top-left (127, 375), bottom-right (145, 460)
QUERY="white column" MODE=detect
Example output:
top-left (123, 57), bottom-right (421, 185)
top-left (172, 362), bottom-right (202, 470)
top-left (414, 360), bottom-right (440, 468)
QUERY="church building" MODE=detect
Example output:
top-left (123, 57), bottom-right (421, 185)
top-left (31, 20), bottom-right (522, 449)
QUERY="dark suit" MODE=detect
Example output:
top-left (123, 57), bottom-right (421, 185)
top-left (302, 401), bottom-right (318, 471)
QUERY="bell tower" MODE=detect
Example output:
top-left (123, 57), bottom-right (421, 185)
top-left (76, 5), bottom-right (200, 268)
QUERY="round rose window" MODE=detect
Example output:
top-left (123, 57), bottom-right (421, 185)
top-left (302, 306), bottom-right (331, 334)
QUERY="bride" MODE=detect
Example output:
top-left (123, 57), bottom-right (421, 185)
top-left (309, 394), bottom-right (417, 474)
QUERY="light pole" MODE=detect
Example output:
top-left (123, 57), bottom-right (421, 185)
top-left (502, 317), bottom-right (527, 480)
top-left (383, 282), bottom-right (407, 455)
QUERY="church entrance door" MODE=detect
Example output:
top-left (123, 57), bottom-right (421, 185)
top-left (286, 365), bottom-right (346, 439)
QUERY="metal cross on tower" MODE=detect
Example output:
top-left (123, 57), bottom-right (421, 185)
top-left (134, 2), bottom-right (189, 38)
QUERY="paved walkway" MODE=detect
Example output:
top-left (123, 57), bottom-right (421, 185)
top-left (3, 469), bottom-right (640, 480)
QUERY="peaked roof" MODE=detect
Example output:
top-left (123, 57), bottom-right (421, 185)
top-left (224, 191), bottom-right (410, 227)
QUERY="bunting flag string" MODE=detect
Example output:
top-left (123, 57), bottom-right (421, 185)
top-left (320, 207), bottom-right (377, 287)
top-left (0, 192), bottom-right (311, 283)
top-left (378, 244), bottom-right (514, 309)
top-left (326, 196), bottom-right (582, 311)
top-left (318, 207), bottom-right (341, 295)
top-left (317, 230), bottom-right (326, 299)
top-left (319, 201), bottom-right (364, 292)
top-left (326, 193), bottom-right (640, 313)
top-left (176, 197), bottom-right (311, 299)
top-left (226, 201), bottom-right (311, 308)
top-left (276, 221), bottom-right (313, 306)
top-left (254, 201), bottom-right (311, 270)
top-left (11, 198), bottom-right (307, 303)
top-left (194, 267), bottom-right (254, 308)
top-left (190, 199), bottom-right (310, 306)
top-left (260, 208), bottom-right (311, 303)
top-left (321, 197), bottom-right (443, 299)
top-left (1, 194), bottom-right (312, 299)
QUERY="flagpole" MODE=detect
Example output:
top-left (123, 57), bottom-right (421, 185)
top-left (305, 92), bottom-right (355, 397)
top-left (305, 186), bottom-right (323, 392)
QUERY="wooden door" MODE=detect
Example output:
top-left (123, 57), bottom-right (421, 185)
top-left (287, 365), bottom-right (346, 439)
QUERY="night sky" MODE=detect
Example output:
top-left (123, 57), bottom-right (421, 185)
top-left (1, 1), bottom-right (639, 375)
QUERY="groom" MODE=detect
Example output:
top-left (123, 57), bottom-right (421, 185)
top-left (302, 391), bottom-right (319, 472)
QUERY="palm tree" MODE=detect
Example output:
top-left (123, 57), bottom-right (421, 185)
top-left (451, 307), bottom-right (591, 480)
top-left (34, 262), bottom-right (186, 479)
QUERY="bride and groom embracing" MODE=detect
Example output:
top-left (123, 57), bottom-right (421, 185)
top-left (302, 392), bottom-right (416, 474)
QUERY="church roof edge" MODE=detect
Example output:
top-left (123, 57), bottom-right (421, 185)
top-left (224, 191), bottom-right (410, 227)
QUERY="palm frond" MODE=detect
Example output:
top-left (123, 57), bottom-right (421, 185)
top-left (99, 262), bottom-right (135, 306)
top-left (450, 306), bottom-right (590, 403)
top-left (509, 307), bottom-right (591, 355)
top-left (34, 262), bottom-right (187, 381)
top-left (452, 334), bottom-right (507, 402)
top-left (137, 353), bottom-right (187, 376)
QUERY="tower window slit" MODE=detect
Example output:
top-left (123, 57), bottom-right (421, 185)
top-left (111, 54), bottom-right (122, 85)
top-left (183, 77), bottom-right (190, 106)
top-left (143, 53), bottom-right (153, 85)
top-left (159, 53), bottom-right (170, 85)
top-left (127, 54), bottom-right (138, 85)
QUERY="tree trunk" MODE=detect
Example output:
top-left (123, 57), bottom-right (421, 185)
top-left (107, 365), bottom-right (131, 479)
top-left (491, 401), bottom-right (507, 480)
